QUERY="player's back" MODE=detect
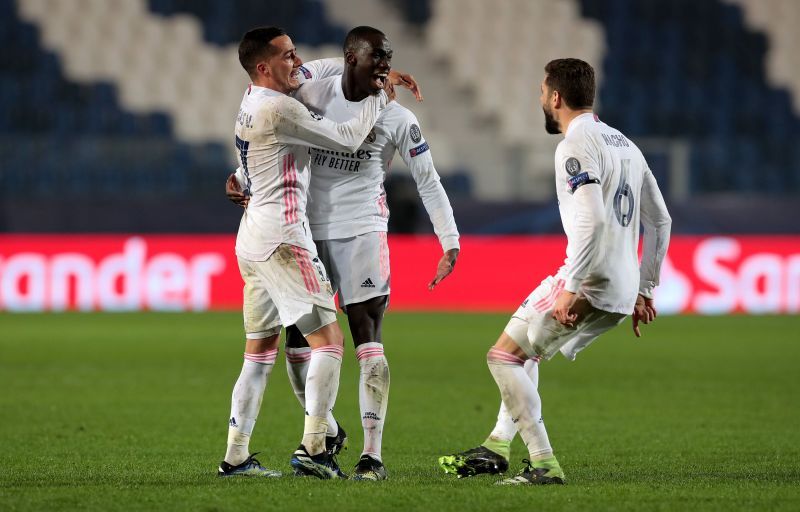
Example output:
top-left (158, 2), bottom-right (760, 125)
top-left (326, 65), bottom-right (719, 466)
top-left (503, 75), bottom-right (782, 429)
top-left (555, 113), bottom-right (649, 313)
top-left (234, 86), bottom-right (312, 261)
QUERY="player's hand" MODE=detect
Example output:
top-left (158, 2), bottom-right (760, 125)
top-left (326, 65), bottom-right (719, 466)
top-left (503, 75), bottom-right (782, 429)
top-left (226, 173), bottom-right (249, 208)
top-left (552, 290), bottom-right (578, 328)
top-left (632, 294), bottom-right (657, 338)
top-left (428, 248), bottom-right (459, 290)
top-left (388, 70), bottom-right (423, 102)
top-left (384, 78), bottom-right (397, 102)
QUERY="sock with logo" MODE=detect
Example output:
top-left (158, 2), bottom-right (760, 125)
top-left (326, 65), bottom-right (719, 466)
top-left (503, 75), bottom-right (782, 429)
top-left (484, 358), bottom-right (539, 459)
top-left (486, 348), bottom-right (552, 460)
top-left (302, 345), bottom-right (343, 455)
top-left (356, 342), bottom-right (390, 462)
top-left (285, 346), bottom-right (338, 438)
top-left (224, 349), bottom-right (278, 465)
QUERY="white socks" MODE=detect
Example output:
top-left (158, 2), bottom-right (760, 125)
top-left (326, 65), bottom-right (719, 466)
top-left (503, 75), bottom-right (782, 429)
top-left (487, 348), bottom-right (553, 459)
top-left (224, 349), bottom-right (278, 465)
top-left (488, 358), bottom-right (539, 443)
top-left (285, 346), bottom-right (338, 438)
top-left (356, 342), bottom-right (390, 462)
top-left (302, 345), bottom-right (343, 455)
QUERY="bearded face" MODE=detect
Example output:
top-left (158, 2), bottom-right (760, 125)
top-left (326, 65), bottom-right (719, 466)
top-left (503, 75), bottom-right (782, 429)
top-left (543, 104), bottom-right (561, 134)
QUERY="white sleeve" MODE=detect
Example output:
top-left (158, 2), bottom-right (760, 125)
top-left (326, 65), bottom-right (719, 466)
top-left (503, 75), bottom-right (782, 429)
top-left (394, 110), bottom-right (460, 251)
top-left (297, 58), bottom-right (344, 83)
top-left (638, 168), bottom-right (672, 298)
top-left (272, 92), bottom-right (387, 153)
top-left (563, 183), bottom-right (605, 293)
top-left (556, 139), bottom-right (602, 195)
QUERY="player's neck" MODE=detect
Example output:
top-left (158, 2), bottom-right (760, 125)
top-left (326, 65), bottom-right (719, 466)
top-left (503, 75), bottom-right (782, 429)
top-left (560, 109), bottom-right (594, 135)
top-left (253, 77), bottom-right (277, 92)
top-left (341, 72), bottom-right (370, 102)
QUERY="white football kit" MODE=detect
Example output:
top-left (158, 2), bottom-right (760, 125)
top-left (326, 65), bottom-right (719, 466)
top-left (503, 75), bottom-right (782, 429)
top-left (506, 113), bottom-right (671, 360)
top-left (293, 75), bottom-right (460, 306)
top-left (233, 68), bottom-right (387, 335)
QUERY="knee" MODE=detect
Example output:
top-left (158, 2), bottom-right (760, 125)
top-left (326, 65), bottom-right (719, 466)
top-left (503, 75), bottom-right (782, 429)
top-left (348, 296), bottom-right (388, 345)
top-left (487, 346), bottom-right (526, 366)
top-left (246, 333), bottom-right (281, 353)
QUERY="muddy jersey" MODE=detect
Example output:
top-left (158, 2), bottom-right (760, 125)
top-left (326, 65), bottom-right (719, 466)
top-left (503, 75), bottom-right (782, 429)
top-left (554, 113), bottom-right (671, 314)
top-left (233, 84), bottom-right (386, 261)
top-left (294, 76), bottom-right (460, 251)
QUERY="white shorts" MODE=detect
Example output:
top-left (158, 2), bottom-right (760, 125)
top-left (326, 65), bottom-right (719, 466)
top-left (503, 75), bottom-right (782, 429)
top-left (315, 231), bottom-right (390, 307)
top-left (504, 275), bottom-right (626, 361)
top-left (238, 244), bottom-right (337, 338)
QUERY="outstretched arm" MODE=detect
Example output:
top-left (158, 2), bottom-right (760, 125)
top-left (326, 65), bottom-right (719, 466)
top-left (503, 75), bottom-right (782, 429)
top-left (389, 70), bottom-right (423, 102)
top-left (273, 91), bottom-right (387, 153)
top-left (295, 58), bottom-right (344, 84)
top-left (395, 112), bottom-right (460, 289)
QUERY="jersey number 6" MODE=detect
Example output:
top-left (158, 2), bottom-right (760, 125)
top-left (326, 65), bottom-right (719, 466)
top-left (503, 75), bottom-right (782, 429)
top-left (614, 159), bottom-right (634, 227)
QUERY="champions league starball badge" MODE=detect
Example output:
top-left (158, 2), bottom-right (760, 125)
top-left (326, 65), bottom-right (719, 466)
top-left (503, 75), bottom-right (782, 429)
top-left (565, 157), bottom-right (581, 176)
top-left (410, 124), bottom-right (422, 143)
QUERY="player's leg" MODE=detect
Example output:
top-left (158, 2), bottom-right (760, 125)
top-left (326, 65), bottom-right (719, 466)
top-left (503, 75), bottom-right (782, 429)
top-left (488, 332), bottom-right (564, 485)
top-left (285, 324), bottom-right (347, 456)
top-left (440, 276), bottom-right (566, 481)
top-left (253, 244), bottom-right (346, 479)
top-left (289, 312), bottom-right (346, 478)
top-left (331, 232), bottom-right (391, 481)
top-left (346, 295), bottom-right (390, 481)
top-left (218, 258), bottom-right (282, 477)
top-left (484, 358), bottom-right (539, 458)
top-left (494, 287), bottom-right (614, 485)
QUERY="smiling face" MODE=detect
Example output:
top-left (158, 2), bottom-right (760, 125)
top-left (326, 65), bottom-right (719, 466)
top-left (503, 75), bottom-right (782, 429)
top-left (349, 33), bottom-right (393, 94)
top-left (260, 34), bottom-right (303, 93)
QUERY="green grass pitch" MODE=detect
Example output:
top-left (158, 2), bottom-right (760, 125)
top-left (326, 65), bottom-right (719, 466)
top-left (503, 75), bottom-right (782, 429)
top-left (1, 312), bottom-right (799, 511)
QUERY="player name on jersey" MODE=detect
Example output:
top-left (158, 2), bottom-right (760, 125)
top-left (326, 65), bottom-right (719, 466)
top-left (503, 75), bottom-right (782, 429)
top-left (601, 133), bottom-right (630, 147)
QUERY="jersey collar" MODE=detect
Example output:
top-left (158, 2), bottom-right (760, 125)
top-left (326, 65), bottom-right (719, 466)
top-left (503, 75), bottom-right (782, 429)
top-left (335, 75), bottom-right (369, 108)
top-left (249, 84), bottom-right (285, 97)
top-left (564, 112), bottom-right (598, 137)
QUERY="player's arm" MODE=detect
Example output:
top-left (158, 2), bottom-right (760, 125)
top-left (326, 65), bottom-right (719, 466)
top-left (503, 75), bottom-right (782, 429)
top-left (632, 167), bottom-right (672, 337)
top-left (395, 111), bottom-right (460, 289)
top-left (295, 58), bottom-right (344, 84)
top-left (552, 145), bottom-right (604, 327)
top-left (272, 92), bottom-right (387, 153)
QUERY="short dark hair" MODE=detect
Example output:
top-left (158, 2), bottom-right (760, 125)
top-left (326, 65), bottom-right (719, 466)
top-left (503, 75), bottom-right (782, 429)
top-left (238, 26), bottom-right (287, 77)
top-left (544, 58), bottom-right (595, 109)
top-left (343, 26), bottom-right (385, 53)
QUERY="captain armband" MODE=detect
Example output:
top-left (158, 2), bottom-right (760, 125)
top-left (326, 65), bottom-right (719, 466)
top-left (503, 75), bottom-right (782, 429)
top-left (567, 172), bottom-right (600, 193)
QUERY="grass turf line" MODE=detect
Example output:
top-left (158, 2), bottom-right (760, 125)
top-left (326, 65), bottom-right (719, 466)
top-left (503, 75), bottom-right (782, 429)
top-left (0, 312), bottom-right (799, 511)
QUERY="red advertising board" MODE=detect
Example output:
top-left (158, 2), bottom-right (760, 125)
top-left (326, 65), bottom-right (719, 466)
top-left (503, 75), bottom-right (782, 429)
top-left (0, 234), bottom-right (798, 314)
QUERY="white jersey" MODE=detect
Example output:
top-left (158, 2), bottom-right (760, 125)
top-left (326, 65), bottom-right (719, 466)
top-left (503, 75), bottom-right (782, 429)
top-left (554, 113), bottom-right (671, 314)
top-left (233, 81), bottom-right (386, 262)
top-left (295, 58), bottom-right (343, 86)
top-left (293, 76), bottom-right (460, 251)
